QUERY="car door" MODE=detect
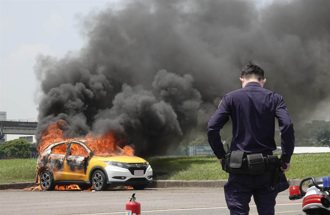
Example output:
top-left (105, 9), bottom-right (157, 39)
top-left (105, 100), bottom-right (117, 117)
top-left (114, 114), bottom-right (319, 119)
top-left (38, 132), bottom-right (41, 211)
top-left (48, 142), bottom-right (67, 180)
top-left (63, 142), bottom-right (90, 181)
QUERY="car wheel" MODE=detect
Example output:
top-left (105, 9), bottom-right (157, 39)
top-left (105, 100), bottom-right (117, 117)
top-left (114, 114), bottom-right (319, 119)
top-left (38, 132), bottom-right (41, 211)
top-left (92, 170), bottom-right (107, 191)
top-left (132, 185), bottom-right (146, 190)
top-left (40, 170), bottom-right (55, 191)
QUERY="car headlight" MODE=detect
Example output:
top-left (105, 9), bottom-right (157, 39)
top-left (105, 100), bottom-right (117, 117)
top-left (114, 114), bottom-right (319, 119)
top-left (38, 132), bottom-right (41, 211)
top-left (104, 161), bottom-right (150, 169)
top-left (104, 161), bottom-right (130, 168)
top-left (145, 162), bottom-right (150, 168)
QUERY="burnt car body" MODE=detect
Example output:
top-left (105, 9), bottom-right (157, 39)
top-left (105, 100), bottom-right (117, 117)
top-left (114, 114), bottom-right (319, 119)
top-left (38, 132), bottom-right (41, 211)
top-left (36, 140), bottom-right (153, 191)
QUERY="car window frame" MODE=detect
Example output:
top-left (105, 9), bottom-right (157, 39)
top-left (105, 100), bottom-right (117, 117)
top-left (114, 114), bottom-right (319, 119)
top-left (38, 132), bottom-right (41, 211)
top-left (67, 141), bottom-right (92, 157)
top-left (50, 142), bottom-right (67, 155)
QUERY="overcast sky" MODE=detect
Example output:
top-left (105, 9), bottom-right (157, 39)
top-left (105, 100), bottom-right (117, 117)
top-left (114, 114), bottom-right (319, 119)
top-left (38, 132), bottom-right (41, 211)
top-left (0, 0), bottom-right (274, 121)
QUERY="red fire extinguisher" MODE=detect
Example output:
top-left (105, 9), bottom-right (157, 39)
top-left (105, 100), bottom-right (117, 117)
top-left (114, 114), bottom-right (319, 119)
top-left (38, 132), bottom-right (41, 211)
top-left (126, 193), bottom-right (141, 215)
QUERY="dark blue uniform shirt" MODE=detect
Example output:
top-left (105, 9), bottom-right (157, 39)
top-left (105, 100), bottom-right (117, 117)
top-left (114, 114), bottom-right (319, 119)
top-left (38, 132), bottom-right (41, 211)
top-left (207, 82), bottom-right (295, 163)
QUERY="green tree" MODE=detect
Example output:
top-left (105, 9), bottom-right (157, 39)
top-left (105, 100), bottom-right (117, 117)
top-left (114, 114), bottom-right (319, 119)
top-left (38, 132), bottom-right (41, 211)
top-left (0, 139), bottom-right (31, 158)
top-left (316, 129), bottom-right (330, 146)
top-left (300, 120), bottom-right (330, 146)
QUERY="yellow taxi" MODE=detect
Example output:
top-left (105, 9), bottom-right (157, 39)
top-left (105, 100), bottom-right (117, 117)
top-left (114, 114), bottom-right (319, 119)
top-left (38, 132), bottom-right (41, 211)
top-left (36, 139), bottom-right (153, 191)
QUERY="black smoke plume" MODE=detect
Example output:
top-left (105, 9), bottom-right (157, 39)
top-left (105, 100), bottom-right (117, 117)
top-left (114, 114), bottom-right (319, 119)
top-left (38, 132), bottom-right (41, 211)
top-left (35, 0), bottom-right (330, 156)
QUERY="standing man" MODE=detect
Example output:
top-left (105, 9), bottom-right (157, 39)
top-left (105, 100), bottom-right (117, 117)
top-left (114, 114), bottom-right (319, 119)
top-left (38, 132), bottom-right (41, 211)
top-left (207, 62), bottom-right (295, 215)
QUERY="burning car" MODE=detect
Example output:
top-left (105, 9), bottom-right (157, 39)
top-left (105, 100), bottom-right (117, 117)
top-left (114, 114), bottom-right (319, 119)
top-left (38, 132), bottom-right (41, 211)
top-left (36, 139), bottom-right (153, 191)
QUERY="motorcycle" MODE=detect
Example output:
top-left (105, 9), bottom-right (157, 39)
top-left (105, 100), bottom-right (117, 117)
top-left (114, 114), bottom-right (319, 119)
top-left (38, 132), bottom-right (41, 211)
top-left (289, 175), bottom-right (330, 215)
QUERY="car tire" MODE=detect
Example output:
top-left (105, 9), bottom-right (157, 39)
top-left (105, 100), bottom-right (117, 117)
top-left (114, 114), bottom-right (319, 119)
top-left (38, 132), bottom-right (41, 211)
top-left (132, 185), bottom-right (146, 190)
top-left (40, 170), bottom-right (55, 191)
top-left (92, 170), bottom-right (108, 191)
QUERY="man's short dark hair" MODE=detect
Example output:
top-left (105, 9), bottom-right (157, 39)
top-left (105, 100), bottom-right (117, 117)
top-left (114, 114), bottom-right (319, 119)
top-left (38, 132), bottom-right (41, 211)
top-left (241, 62), bottom-right (265, 81)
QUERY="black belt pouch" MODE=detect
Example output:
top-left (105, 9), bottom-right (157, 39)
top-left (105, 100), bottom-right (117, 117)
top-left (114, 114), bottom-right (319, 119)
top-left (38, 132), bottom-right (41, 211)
top-left (228, 151), bottom-right (248, 174)
top-left (247, 153), bottom-right (265, 175)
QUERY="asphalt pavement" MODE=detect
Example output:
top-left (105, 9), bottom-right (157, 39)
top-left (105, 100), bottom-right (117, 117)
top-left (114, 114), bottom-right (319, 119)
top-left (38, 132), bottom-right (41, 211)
top-left (0, 185), bottom-right (304, 215)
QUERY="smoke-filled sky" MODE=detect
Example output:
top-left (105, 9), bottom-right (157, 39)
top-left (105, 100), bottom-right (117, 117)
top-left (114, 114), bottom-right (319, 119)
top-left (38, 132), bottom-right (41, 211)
top-left (1, 0), bottom-right (330, 154)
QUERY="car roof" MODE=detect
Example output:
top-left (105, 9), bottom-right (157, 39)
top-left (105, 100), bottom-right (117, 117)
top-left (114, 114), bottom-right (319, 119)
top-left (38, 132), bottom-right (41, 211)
top-left (42, 139), bottom-right (122, 155)
top-left (44, 139), bottom-right (88, 151)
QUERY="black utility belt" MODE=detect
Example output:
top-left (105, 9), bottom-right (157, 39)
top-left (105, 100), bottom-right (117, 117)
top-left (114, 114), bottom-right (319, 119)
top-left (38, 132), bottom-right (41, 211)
top-left (222, 151), bottom-right (279, 175)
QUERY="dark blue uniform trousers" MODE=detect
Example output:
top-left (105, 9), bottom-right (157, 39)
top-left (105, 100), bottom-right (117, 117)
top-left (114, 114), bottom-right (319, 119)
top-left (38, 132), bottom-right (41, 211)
top-left (224, 171), bottom-right (278, 215)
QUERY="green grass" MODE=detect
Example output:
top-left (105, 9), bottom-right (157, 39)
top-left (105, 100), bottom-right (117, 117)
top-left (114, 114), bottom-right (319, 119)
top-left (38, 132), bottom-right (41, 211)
top-left (148, 153), bottom-right (330, 180)
top-left (148, 156), bottom-right (228, 180)
top-left (0, 159), bottom-right (37, 184)
top-left (286, 153), bottom-right (330, 179)
top-left (0, 153), bottom-right (329, 184)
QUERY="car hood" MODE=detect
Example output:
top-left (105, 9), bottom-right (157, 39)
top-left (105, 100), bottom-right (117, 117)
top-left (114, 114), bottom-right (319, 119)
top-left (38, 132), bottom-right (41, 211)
top-left (92, 156), bottom-right (147, 163)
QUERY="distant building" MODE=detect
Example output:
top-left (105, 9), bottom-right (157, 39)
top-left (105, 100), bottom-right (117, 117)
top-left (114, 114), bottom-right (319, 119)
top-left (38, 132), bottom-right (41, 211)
top-left (19, 136), bottom-right (34, 143)
top-left (0, 112), bottom-right (37, 144)
top-left (0, 112), bottom-right (6, 120)
top-left (0, 111), bottom-right (7, 143)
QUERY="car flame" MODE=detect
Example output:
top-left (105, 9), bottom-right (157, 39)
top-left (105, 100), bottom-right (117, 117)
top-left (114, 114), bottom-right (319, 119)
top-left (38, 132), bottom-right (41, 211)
top-left (26, 120), bottom-right (136, 191)
top-left (24, 184), bottom-right (94, 191)
top-left (38, 120), bottom-right (134, 156)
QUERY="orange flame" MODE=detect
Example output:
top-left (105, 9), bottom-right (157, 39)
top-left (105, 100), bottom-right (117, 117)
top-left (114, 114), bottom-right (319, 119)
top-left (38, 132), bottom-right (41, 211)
top-left (38, 120), bottom-right (67, 153)
top-left (24, 185), bottom-right (133, 192)
top-left (38, 120), bottom-right (134, 156)
top-left (121, 145), bottom-right (135, 156)
top-left (70, 143), bottom-right (89, 157)
top-left (85, 132), bottom-right (134, 156)
top-left (24, 177), bottom-right (93, 191)
top-left (52, 142), bottom-right (67, 154)
top-left (23, 185), bottom-right (43, 191)
top-left (55, 184), bottom-right (81, 191)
